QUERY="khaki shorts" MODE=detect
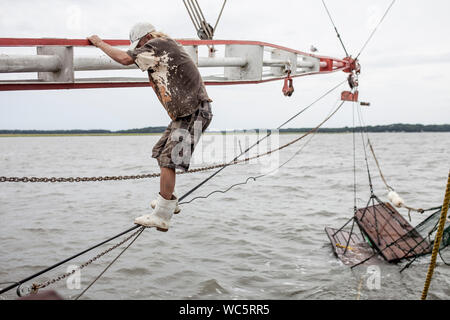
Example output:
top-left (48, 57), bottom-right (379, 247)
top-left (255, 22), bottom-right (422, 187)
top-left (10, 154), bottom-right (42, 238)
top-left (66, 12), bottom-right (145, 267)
top-left (152, 101), bottom-right (213, 171)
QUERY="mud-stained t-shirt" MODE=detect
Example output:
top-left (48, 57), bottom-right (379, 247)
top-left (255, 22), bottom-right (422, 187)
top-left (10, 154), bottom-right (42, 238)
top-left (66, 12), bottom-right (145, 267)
top-left (127, 37), bottom-right (211, 120)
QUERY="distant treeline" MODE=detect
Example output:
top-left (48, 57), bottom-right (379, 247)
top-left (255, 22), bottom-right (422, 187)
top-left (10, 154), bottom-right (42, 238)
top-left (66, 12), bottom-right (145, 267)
top-left (1, 124), bottom-right (449, 135)
top-left (279, 123), bottom-right (450, 133)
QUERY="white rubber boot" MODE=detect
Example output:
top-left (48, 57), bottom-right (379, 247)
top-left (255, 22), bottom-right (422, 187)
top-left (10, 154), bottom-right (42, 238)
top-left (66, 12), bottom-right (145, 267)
top-left (151, 193), bottom-right (181, 214)
top-left (135, 194), bottom-right (177, 231)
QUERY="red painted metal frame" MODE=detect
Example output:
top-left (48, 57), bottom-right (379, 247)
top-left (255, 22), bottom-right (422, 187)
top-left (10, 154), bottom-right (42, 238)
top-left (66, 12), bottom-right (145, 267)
top-left (0, 38), bottom-right (349, 91)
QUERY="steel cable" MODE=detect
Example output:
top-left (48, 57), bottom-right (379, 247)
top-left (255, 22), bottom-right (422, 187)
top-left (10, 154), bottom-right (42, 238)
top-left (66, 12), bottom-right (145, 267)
top-left (74, 227), bottom-right (145, 300)
top-left (179, 80), bottom-right (346, 202)
top-left (181, 99), bottom-right (345, 205)
top-left (321, 0), bottom-right (350, 57)
top-left (355, 0), bottom-right (396, 59)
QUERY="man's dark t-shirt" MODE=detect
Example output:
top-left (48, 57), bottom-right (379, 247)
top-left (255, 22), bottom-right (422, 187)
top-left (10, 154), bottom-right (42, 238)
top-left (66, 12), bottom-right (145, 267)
top-left (127, 37), bottom-right (211, 120)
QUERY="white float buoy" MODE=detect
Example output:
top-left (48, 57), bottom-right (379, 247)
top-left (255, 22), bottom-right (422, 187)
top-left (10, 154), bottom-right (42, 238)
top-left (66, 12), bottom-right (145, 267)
top-left (388, 191), bottom-right (405, 208)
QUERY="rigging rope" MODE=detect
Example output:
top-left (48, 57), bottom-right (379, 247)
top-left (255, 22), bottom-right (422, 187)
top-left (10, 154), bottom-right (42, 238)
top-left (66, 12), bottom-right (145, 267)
top-left (183, 0), bottom-right (214, 40)
top-left (355, 0), bottom-right (396, 59)
top-left (367, 139), bottom-right (394, 192)
top-left (28, 226), bottom-right (144, 295)
top-left (321, 0), bottom-right (350, 57)
top-left (193, 0), bottom-right (213, 39)
top-left (367, 138), bottom-right (425, 215)
top-left (355, 100), bottom-right (426, 215)
top-left (74, 226), bottom-right (145, 300)
top-left (179, 80), bottom-right (346, 202)
top-left (352, 103), bottom-right (357, 212)
top-left (340, 101), bottom-right (380, 255)
top-left (181, 99), bottom-right (344, 205)
top-left (421, 171), bottom-right (450, 300)
top-left (342, 101), bottom-right (358, 255)
top-left (0, 224), bottom-right (140, 295)
top-left (183, 0), bottom-right (200, 31)
top-left (213, 0), bottom-right (227, 34)
top-left (355, 92), bottom-right (375, 196)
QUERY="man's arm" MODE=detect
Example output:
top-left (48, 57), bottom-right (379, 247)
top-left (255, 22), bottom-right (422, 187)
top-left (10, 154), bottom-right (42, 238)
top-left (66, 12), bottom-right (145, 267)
top-left (87, 35), bottom-right (134, 66)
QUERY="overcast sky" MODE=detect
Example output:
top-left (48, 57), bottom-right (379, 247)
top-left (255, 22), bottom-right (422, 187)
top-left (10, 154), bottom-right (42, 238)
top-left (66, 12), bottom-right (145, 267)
top-left (0, 0), bottom-right (449, 130)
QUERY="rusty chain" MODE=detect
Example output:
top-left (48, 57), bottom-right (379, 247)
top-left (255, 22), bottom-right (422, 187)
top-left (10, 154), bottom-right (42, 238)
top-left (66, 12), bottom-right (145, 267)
top-left (0, 128), bottom-right (333, 184)
top-left (0, 164), bottom-right (231, 183)
top-left (0, 122), bottom-right (331, 184)
top-left (1, 81), bottom-right (348, 186)
top-left (0, 142), bottom-right (282, 183)
top-left (0, 173), bottom-right (160, 183)
top-left (30, 227), bottom-right (144, 292)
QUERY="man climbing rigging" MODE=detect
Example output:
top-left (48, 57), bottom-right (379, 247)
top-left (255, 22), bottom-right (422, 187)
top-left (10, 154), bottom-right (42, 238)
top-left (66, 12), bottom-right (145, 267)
top-left (87, 22), bottom-right (213, 232)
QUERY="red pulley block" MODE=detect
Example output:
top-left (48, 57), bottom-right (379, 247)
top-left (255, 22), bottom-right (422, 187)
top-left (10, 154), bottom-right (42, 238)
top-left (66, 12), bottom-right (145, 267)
top-left (341, 90), bottom-right (359, 102)
top-left (282, 72), bottom-right (294, 97)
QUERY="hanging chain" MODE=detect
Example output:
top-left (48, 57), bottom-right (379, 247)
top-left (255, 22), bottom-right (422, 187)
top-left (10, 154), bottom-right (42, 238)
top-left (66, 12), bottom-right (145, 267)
top-left (74, 227), bottom-right (145, 300)
top-left (29, 227), bottom-right (143, 292)
top-left (1, 80), bottom-right (347, 184)
top-left (0, 173), bottom-right (160, 183)
top-left (0, 160), bottom-right (247, 183)
top-left (0, 130), bottom-right (319, 183)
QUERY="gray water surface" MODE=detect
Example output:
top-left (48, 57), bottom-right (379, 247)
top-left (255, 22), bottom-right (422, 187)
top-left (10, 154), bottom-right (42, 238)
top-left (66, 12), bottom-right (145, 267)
top-left (0, 132), bottom-right (449, 300)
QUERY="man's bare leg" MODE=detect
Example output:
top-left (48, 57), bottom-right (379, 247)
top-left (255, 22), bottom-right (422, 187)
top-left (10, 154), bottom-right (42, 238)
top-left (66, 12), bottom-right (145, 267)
top-left (160, 167), bottom-right (176, 200)
top-left (134, 167), bottom-right (176, 230)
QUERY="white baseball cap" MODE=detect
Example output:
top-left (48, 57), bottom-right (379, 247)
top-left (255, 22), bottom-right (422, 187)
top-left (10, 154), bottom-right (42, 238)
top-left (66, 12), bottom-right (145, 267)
top-left (129, 22), bottom-right (156, 51)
